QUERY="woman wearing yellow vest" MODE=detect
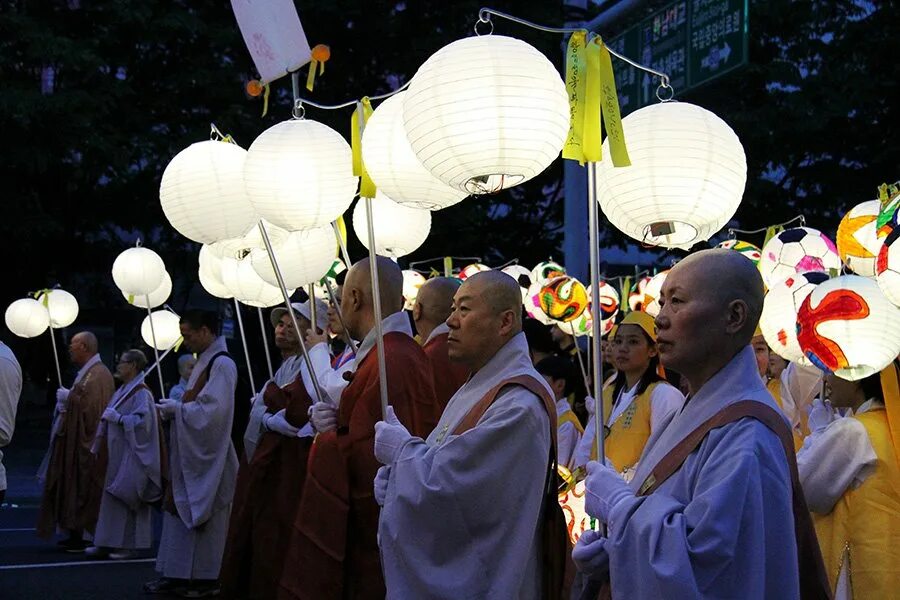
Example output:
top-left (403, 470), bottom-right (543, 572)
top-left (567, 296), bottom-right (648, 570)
top-left (535, 355), bottom-right (584, 470)
top-left (797, 362), bottom-right (900, 599)
top-left (573, 311), bottom-right (684, 477)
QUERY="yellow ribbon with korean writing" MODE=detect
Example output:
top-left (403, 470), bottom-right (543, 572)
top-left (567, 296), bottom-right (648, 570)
top-left (351, 97), bottom-right (376, 198)
top-left (585, 36), bottom-right (630, 166)
top-left (562, 30), bottom-right (588, 163)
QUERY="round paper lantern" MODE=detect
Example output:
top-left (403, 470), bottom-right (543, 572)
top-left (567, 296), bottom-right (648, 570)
top-left (760, 271), bottom-right (830, 365)
top-left (797, 275), bottom-right (900, 380)
top-left (250, 226), bottom-right (335, 289)
top-left (125, 271), bottom-right (172, 309)
top-left (758, 227), bottom-right (841, 288)
top-left (459, 263), bottom-right (491, 281)
top-left (525, 281), bottom-right (555, 325)
top-left (402, 270), bottom-right (427, 311)
top-left (629, 276), bottom-right (653, 312)
top-left (717, 239), bottom-right (762, 265)
top-left (159, 140), bottom-right (257, 244)
top-left (558, 475), bottom-right (590, 545)
top-left (5, 298), bottom-right (50, 338)
top-left (209, 221), bottom-right (289, 260)
top-left (539, 276), bottom-right (588, 323)
top-left (531, 261), bottom-right (567, 287)
top-left (362, 93), bottom-right (468, 210)
top-left (112, 247), bottom-right (166, 296)
top-left (836, 200), bottom-right (881, 276)
top-left (221, 256), bottom-right (294, 308)
top-left (595, 102), bottom-right (746, 250)
top-left (37, 289), bottom-right (79, 328)
top-left (352, 193), bottom-right (431, 258)
top-left (877, 205), bottom-right (899, 240)
top-left (403, 35), bottom-right (569, 194)
top-left (244, 118), bottom-right (358, 231)
top-left (141, 310), bottom-right (182, 351)
top-left (198, 245), bottom-right (233, 299)
top-left (571, 281), bottom-right (620, 337)
top-left (876, 227), bottom-right (900, 306)
top-left (501, 265), bottom-right (532, 289)
top-left (642, 271), bottom-right (669, 317)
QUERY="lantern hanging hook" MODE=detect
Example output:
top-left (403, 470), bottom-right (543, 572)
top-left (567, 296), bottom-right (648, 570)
top-left (656, 76), bottom-right (674, 102)
top-left (135, 238), bottom-right (142, 248)
top-left (474, 12), bottom-right (494, 36)
top-left (292, 100), bottom-right (306, 120)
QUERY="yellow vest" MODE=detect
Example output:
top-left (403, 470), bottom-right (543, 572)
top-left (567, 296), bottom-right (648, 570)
top-left (558, 407), bottom-right (584, 435)
top-left (767, 378), bottom-right (807, 452)
top-left (813, 408), bottom-right (900, 597)
top-left (591, 381), bottom-right (659, 472)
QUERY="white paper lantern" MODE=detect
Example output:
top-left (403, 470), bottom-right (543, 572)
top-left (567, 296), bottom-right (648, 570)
top-left (876, 227), bottom-right (900, 306)
top-left (501, 265), bottom-right (532, 301)
top-left (5, 298), bottom-right (50, 338)
top-left (221, 255), bottom-right (294, 308)
top-left (797, 275), bottom-right (900, 380)
top-left (250, 226), bottom-right (335, 289)
top-left (362, 93), bottom-right (468, 210)
top-left (759, 227), bottom-right (841, 289)
top-left (352, 193), bottom-right (431, 258)
top-left (595, 102), bottom-right (747, 250)
top-left (459, 263), bottom-right (491, 281)
top-left (125, 271), bottom-right (172, 309)
top-left (531, 261), bottom-right (566, 287)
top-left (760, 271), bottom-right (830, 366)
top-left (159, 140), bottom-right (258, 244)
top-left (112, 247), bottom-right (166, 297)
top-left (209, 221), bottom-right (289, 261)
top-left (571, 282), bottom-right (620, 337)
top-left (402, 270), bottom-right (427, 311)
top-left (37, 289), bottom-right (79, 328)
top-left (629, 276), bottom-right (653, 312)
top-left (198, 245), bottom-right (233, 299)
top-left (836, 200), bottom-right (882, 277)
top-left (642, 271), bottom-right (669, 317)
top-left (403, 35), bottom-right (569, 194)
top-left (141, 310), bottom-right (182, 351)
top-left (244, 119), bottom-right (358, 231)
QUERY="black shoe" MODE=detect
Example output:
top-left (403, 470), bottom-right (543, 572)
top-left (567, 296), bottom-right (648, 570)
top-left (63, 539), bottom-right (89, 553)
top-left (143, 577), bottom-right (183, 594)
top-left (175, 581), bottom-right (220, 598)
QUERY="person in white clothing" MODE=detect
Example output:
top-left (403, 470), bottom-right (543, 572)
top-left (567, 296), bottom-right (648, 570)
top-left (169, 355), bottom-right (196, 402)
top-left (535, 355), bottom-right (583, 471)
top-left (0, 341), bottom-right (22, 505)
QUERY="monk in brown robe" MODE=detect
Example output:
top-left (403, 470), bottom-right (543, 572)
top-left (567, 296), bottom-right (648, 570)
top-left (414, 277), bottom-right (469, 413)
top-left (37, 331), bottom-right (114, 551)
top-left (279, 256), bottom-right (440, 600)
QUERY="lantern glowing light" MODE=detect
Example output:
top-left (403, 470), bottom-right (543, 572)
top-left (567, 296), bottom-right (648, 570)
top-left (141, 310), bottom-right (182, 351)
top-left (112, 247), bottom-right (166, 297)
top-left (758, 227), bottom-right (841, 289)
top-left (837, 200), bottom-right (882, 277)
top-left (198, 245), bottom-right (233, 300)
top-left (125, 271), bottom-right (172, 309)
top-left (402, 270), bottom-right (427, 311)
top-left (250, 226), bottom-right (335, 289)
top-left (531, 261), bottom-right (566, 287)
top-left (642, 271), bottom-right (669, 318)
top-left (221, 255), bottom-right (293, 308)
top-left (37, 289), bottom-right (79, 328)
top-left (876, 227), bottom-right (900, 306)
top-left (539, 276), bottom-right (588, 323)
top-left (352, 193), bottom-right (431, 258)
top-left (760, 271), bottom-right (830, 366)
top-left (570, 281), bottom-right (620, 337)
top-left (5, 298), bottom-right (50, 338)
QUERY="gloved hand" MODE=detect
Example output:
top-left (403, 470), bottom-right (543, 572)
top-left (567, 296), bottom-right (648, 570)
top-left (584, 460), bottom-right (634, 524)
top-left (264, 408), bottom-right (300, 437)
top-left (571, 529), bottom-right (610, 580)
top-left (101, 407), bottom-right (121, 424)
top-left (808, 398), bottom-right (836, 433)
top-left (374, 406), bottom-right (413, 465)
top-left (374, 465), bottom-right (391, 507)
top-left (157, 398), bottom-right (178, 420)
top-left (310, 401), bottom-right (338, 433)
top-left (585, 395), bottom-right (595, 416)
top-left (305, 328), bottom-right (328, 348)
top-left (55, 387), bottom-right (70, 413)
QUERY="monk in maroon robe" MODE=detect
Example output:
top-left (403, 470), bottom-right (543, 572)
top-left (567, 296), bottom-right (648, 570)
top-left (415, 277), bottom-right (470, 412)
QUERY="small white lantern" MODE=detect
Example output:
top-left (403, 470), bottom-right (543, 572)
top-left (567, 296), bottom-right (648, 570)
top-left (759, 227), bottom-right (841, 289)
top-left (797, 275), bottom-right (900, 380)
top-left (125, 271), bottom-right (172, 309)
top-left (402, 270), bottom-right (427, 311)
top-left (403, 35), bottom-right (569, 194)
top-left (198, 245), bottom-right (233, 300)
top-left (876, 228), bottom-right (900, 306)
top-left (243, 119), bottom-right (358, 231)
top-left (5, 298), bottom-right (50, 338)
top-left (221, 255), bottom-right (293, 308)
top-left (595, 102), bottom-right (747, 250)
top-left (531, 261), bottom-right (566, 287)
top-left (642, 271), bottom-right (669, 317)
top-left (37, 289), bottom-right (79, 328)
top-left (250, 226), bottom-right (335, 289)
top-left (159, 140), bottom-right (258, 244)
top-left (352, 193), bottom-right (431, 258)
top-left (837, 200), bottom-right (882, 277)
top-left (760, 271), bottom-right (830, 366)
top-left (362, 93), bottom-right (468, 210)
top-left (141, 310), bottom-right (182, 351)
top-left (112, 247), bottom-right (166, 297)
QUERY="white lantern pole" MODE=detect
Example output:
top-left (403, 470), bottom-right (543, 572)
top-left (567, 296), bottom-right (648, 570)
top-left (364, 195), bottom-right (390, 419)
top-left (232, 299), bottom-right (257, 394)
top-left (47, 326), bottom-right (63, 386)
top-left (568, 322), bottom-right (591, 397)
top-left (256, 307), bottom-right (275, 381)
top-left (323, 277), bottom-right (358, 355)
top-left (143, 297), bottom-right (167, 397)
top-left (587, 163), bottom-right (605, 467)
top-left (332, 220), bottom-right (352, 272)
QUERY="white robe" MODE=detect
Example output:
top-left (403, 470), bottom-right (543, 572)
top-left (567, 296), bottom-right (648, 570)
top-left (556, 398), bottom-right (581, 470)
top-left (378, 332), bottom-right (553, 599)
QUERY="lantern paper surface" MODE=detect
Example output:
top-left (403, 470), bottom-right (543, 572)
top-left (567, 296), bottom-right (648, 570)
top-left (141, 310), bottom-right (182, 351)
top-left (642, 271), bottom-right (669, 317)
top-left (760, 271), bottom-right (829, 365)
top-left (112, 247), bottom-right (166, 297)
top-left (458, 264), bottom-right (490, 281)
top-left (352, 193), bottom-right (431, 258)
top-left (629, 276), bottom-right (653, 312)
top-left (531, 261), bottom-right (566, 287)
top-left (796, 275), bottom-right (900, 380)
top-left (571, 281), bottom-right (620, 337)
top-left (717, 239), bottom-right (762, 265)
top-left (125, 271), bottom-right (172, 309)
top-left (244, 119), bottom-right (357, 231)
top-left (198, 245), bottom-right (233, 300)
top-left (221, 255), bottom-right (293, 308)
top-left (539, 276), bottom-right (588, 323)
top-left (403, 35), bottom-right (569, 194)
top-left (38, 289), bottom-right (79, 328)
top-left (501, 265), bottom-right (532, 301)
top-left (595, 102), bottom-right (747, 250)
top-left (159, 141), bottom-right (258, 244)
top-left (5, 298), bottom-right (50, 338)
top-left (758, 227), bottom-right (841, 289)
top-left (209, 221), bottom-right (289, 260)
top-left (402, 270), bottom-right (427, 311)
top-left (362, 93), bottom-right (468, 210)
top-left (250, 226), bottom-right (335, 289)
top-left (837, 200), bottom-right (881, 277)
top-left (876, 227), bottom-right (900, 306)
top-left (558, 478), bottom-right (590, 546)
top-left (525, 281), bottom-right (555, 325)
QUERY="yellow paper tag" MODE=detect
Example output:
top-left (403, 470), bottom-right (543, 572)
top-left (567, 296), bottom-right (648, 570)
top-left (596, 39), bottom-right (631, 167)
top-left (306, 59), bottom-right (318, 91)
top-left (351, 98), bottom-right (376, 198)
top-left (583, 38), bottom-right (603, 163)
top-left (261, 83), bottom-right (270, 117)
top-left (562, 31), bottom-right (588, 164)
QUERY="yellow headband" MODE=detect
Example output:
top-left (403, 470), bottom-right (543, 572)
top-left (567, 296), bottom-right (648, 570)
top-left (617, 310), bottom-right (658, 342)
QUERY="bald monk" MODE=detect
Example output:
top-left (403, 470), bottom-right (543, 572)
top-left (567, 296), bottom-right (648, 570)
top-left (414, 277), bottom-right (469, 412)
top-left (374, 271), bottom-right (566, 599)
top-left (280, 256), bottom-right (440, 600)
top-left (574, 249), bottom-right (829, 599)
top-left (38, 331), bottom-right (114, 551)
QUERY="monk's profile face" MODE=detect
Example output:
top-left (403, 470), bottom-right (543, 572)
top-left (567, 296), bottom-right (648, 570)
top-left (179, 323), bottom-right (213, 354)
top-left (446, 275), bottom-right (517, 371)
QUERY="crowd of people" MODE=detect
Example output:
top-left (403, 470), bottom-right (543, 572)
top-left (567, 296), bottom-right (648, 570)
top-left (0, 248), bottom-right (898, 599)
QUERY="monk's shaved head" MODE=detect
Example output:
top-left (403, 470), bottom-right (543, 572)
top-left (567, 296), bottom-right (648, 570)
top-left (416, 277), bottom-right (460, 322)
top-left (463, 271), bottom-right (524, 329)
top-left (72, 331), bottom-right (98, 354)
top-left (69, 331), bottom-right (98, 367)
top-left (342, 256), bottom-right (404, 340)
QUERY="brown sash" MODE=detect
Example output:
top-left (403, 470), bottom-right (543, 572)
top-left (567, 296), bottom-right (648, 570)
top-left (452, 374), bottom-right (566, 600)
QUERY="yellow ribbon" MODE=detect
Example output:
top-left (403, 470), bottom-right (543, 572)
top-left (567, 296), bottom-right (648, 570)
top-left (261, 83), bottom-right (270, 117)
top-left (306, 58), bottom-right (326, 92)
top-left (174, 336), bottom-right (184, 353)
top-left (351, 98), bottom-right (376, 198)
top-left (335, 215), bottom-right (348, 258)
top-left (594, 37), bottom-right (630, 166)
top-left (763, 225), bottom-right (783, 249)
top-left (562, 31), bottom-right (588, 164)
top-left (443, 257), bottom-right (453, 277)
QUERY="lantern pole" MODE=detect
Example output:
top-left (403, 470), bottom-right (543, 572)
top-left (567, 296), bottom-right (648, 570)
top-left (363, 195), bottom-right (390, 420)
top-left (307, 284), bottom-right (319, 332)
top-left (256, 307), bottom-right (274, 381)
top-left (47, 327), bottom-right (63, 387)
top-left (568, 322), bottom-right (591, 397)
top-left (332, 220), bottom-right (352, 271)
top-left (587, 162), bottom-right (605, 467)
top-left (232, 299), bottom-right (258, 395)
top-left (323, 277), bottom-right (358, 355)
top-left (258, 220), bottom-right (327, 406)
top-left (143, 300), bottom-right (167, 398)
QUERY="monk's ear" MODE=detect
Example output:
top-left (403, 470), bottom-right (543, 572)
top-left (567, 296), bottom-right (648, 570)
top-left (724, 299), bottom-right (749, 335)
top-left (498, 308), bottom-right (515, 336)
top-left (412, 302), bottom-right (422, 322)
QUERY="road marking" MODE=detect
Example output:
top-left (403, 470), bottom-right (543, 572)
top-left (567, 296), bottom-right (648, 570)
top-left (0, 528), bottom-right (35, 532)
top-left (0, 558), bottom-right (155, 570)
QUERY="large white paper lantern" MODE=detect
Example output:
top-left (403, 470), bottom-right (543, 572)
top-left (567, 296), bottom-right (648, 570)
top-left (352, 193), bottom-right (431, 258)
top-left (876, 227), bottom-right (900, 306)
top-left (362, 93), bottom-right (468, 210)
top-left (141, 310), bottom-right (182, 351)
top-left (198, 245), bottom-right (233, 299)
top-left (5, 298), bottom-right (50, 338)
top-left (836, 200), bottom-right (881, 277)
top-left (125, 271), bottom-right (172, 309)
top-left (403, 35), bottom-right (569, 194)
top-left (402, 270), bottom-right (427, 311)
top-left (37, 289), bottom-right (79, 328)
top-left (759, 227), bottom-right (840, 289)
top-left (595, 102), bottom-right (747, 250)
top-left (642, 271), bottom-right (669, 317)
top-left (159, 140), bottom-right (258, 244)
top-left (209, 221), bottom-right (289, 261)
top-left (797, 275), bottom-right (900, 380)
top-left (250, 226), bottom-right (335, 289)
top-left (112, 247), bottom-right (166, 297)
top-left (760, 271), bottom-right (830, 365)
top-left (244, 119), bottom-right (357, 231)
top-left (221, 256), bottom-right (293, 308)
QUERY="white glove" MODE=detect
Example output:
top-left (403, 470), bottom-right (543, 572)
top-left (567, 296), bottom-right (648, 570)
top-left (571, 529), bottom-right (610, 580)
top-left (584, 460), bottom-right (633, 524)
top-left (374, 406), bottom-right (413, 465)
top-left (55, 387), bottom-right (70, 413)
top-left (585, 395), bottom-right (596, 416)
top-left (374, 465), bottom-right (391, 506)
top-left (310, 401), bottom-right (338, 433)
top-left (157, 398), bottom-right (178, 420)
top-left (264, 408), bottom-right (300, 437)
top-left (807, 398), bottom-right (836, 433)
top-left (101, 407), bottom-right (121, 424)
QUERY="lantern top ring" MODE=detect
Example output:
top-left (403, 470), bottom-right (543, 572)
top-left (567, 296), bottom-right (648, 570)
top-left (292, 100), bottom-right (306, 120)
top-left (656, 81), bottom-right (675, 102)
top-left (474, 17), bottom-right (494, 36)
